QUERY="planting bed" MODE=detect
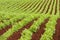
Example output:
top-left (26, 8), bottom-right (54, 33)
top-left (0, 0), bottom-right (60, 40)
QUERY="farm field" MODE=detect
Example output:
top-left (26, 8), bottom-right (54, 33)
top-left (0, 0), bottom-right (60, 40)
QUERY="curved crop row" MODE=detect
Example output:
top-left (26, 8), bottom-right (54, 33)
top-left (40, 15), bottom-right (59, 40)
top-left (18, 14), bottom-right (50, 40)
top-left (0, 14), bottom-right (40, 40)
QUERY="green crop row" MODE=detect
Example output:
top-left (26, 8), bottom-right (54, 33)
top-left (0, 0), bottom-right (60, 40)
top-left (0, 14), bottom-right (40, 40)
top-left (18, 14), bottom-right (50, 40)
top-left (40, 15), bottom-right (59, 40)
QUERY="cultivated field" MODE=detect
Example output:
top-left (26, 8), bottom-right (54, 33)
top-left (0, 0), bottom-right (60, 40)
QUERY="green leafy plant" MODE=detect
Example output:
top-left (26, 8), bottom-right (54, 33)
top-left (40, 15), bottom-right (59, 40)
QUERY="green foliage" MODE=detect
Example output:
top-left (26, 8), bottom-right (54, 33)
top-left (40, 15), bottom-right (58, 40)
top-left (19, 29), bottom-right (32, 40)
top-left (0, 0), bottom-right (59, 40)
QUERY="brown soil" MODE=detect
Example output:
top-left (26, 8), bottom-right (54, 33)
top-left (53, 18), bottom-right (60, 40)
top-left (0, 0), bottom-right (60, 40)
top-left (31, 19), bottom-right (49, 40)
top-left (7, 20), bottom-right (34, 40)
top-left (0, 18), bottom-right (60, 40)
top-left (0, 19), bottom-right (22, 35)
top-left (0, 24), bottom-right (12, 35)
